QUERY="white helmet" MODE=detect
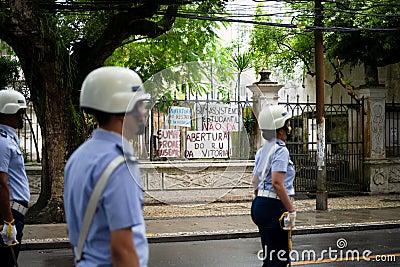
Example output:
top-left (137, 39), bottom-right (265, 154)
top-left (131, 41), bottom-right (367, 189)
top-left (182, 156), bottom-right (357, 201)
top-left (0, 90), bottom-right (27, 114)
top-left (80, 66), bottom-right (147, 114)
top-left (258, 105), bottom-right (292, 130)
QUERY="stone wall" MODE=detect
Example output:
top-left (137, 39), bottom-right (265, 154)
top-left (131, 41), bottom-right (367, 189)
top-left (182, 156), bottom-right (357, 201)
top-left (141, 160), bottom-right (254, 204)
top-left (26, 161), bottom-right (255, 206)
top-left (358, 88), bottom-right (400, 194)
top-left (365, 159), bottom-right (400, 194)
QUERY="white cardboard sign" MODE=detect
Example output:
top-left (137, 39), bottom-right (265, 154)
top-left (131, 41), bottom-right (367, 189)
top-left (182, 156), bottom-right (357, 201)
top-left (185, 130), bottom-right (230, 158)
top-left (157, 129), bottom-right (181, 157)
top-left (169, 106), bottom-right (191, 127)
top-left (195, 103), bottom-right (242, 132)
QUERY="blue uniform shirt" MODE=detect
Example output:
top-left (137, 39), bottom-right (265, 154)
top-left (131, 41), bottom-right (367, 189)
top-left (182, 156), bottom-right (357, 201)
top-left (64, 129), bottom-right (149, 267)
top-left (253, 138), bottom-right (296, 196)
top-left (0, 124), bottom-right (30, 204)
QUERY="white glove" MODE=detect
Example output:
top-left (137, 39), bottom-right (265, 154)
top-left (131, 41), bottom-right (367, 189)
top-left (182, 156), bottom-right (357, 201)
top-left (1, 220), bottom-right (18, 246)
top-left (283, 211), bottom-right (296, 229)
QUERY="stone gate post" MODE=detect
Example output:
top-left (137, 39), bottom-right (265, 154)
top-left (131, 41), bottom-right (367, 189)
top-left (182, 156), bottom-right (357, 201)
top-left (356, 87), bottom-right (390, 193)
top-left (247, 70), bottom-right (284, 153)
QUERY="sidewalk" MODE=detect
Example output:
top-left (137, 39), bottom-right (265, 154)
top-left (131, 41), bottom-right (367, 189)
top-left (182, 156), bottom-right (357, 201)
top-left (22, 194), bottom-right (400, 250)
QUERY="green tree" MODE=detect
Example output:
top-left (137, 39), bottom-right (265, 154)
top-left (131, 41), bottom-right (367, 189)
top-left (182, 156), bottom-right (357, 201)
top-left (249, 5), bottom-right (314, 81)
top-left (322, 0), bottom-right (400, 85)
top-left (106, 4), bottom-right (230, 102)
top-left (0, 0), bottom-right (226, 222)
top-left (249, 1), bottom-right (400, 91)
top-left (0, 56), bottom-right (20, 90)
top-left (107, 6), bottom-right (227, 81)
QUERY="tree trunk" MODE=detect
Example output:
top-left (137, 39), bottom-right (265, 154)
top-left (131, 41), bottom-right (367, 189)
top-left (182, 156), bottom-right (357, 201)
top-left (23, 58), bottom-right (84, 222)
top-left (2, 0), bottom-right (177, 223)
top-left (19, 51), bottom-right (85, 223)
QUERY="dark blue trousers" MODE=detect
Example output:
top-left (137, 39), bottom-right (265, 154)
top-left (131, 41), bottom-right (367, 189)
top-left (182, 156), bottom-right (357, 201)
top-left (251, 196), bottom-right (290, 267)
top-left (0, 209), bottom-right (25, 267)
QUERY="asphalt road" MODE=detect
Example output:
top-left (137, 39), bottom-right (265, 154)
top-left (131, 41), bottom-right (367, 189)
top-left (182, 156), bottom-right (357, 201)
top-left (18, 228), bottom-right (400, 266)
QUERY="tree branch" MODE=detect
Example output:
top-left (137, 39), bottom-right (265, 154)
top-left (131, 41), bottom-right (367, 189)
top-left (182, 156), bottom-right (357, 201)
top-left (327, 58), bottom-right (360, 103)
top-left (77, 3), bottom-right (180, 70)
top-left (278, 41), bottom-right (315, 76)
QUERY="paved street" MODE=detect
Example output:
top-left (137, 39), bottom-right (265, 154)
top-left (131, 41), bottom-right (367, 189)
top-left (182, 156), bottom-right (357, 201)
top-left (19, 228), bottom-right (399, 266)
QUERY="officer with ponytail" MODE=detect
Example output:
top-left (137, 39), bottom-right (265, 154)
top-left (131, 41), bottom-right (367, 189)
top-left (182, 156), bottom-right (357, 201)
top-left (251, 105), bottom-right (296, 267)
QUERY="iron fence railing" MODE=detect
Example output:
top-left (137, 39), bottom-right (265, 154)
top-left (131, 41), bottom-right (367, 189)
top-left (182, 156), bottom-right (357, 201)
top-left (17, 90), bottom-right (370, 193)
top-left (386, 97), bottom-right (400, 157)
top-left (17, 101), bottom-right (41, 163)
top-left (281, 96), bottom-right (366, 192)
top-left (146, 92), bottom-right (255, 161)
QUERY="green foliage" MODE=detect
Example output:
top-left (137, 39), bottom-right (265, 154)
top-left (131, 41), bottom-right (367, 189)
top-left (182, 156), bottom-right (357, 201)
top-left (243, 106), bottom-right (255, 134)
top-left (20, 147), bottom-right (30, 162)
top-left (230, 51), bottom-right (253, 73)
top-left (249, 5), bottom-right (313, 79)
top-left (105, 1), bottom-right (234, 100)
top-left (249, 0), bottom-right (400, 79)
top-left (322, 0), bottom-right (400, 67)
top-left (55, 9), bottom-right (110, 49)
top-left (0, 56), bottom-right (20, 89)
top-left (0, 41), bottom-right (15, 55)
top-left (105, 4), bottom-right (231, 92)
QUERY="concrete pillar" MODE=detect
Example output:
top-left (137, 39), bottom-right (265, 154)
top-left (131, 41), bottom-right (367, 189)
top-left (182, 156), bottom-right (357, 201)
top-left (356, 87), bottom-right (388, 193)
top-left (357, 87), bottom-right (386, 159)
top-left (247, 69), bottom-right (284, 150)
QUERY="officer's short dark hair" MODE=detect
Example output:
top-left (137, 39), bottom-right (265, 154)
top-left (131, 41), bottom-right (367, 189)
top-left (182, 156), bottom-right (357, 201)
top-left (82, 108), bottom-right (115, 126)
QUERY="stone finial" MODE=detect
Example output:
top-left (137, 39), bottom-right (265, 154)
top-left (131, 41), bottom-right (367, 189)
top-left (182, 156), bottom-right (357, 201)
top-left (257, 69), bottom-right (278, 84)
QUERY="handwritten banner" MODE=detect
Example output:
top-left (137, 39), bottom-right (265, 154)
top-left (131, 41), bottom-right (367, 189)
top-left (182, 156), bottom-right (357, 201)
top-left (185, 131), bottom-right (230, 159)
top-left (157, 129), bottom-right (181, 157)
top-left (195, 103), bottom-right (242, 132)
top-left (169, 106), bottom-right (191, 127)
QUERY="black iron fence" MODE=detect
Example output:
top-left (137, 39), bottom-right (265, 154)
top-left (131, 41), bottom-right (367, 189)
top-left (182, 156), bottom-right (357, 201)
top-left (17, 89), bottom-right (370, 193)
top-left (282, 96), bottom-right (366, 192)
top-left (146, 92), bottom-right (255, 161)
top-left (18, 101), bottom-right (41, 163)
top-left (386, 98), bottom-right (400, 157)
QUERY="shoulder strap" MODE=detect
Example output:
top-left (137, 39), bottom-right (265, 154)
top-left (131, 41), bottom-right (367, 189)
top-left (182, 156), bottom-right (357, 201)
top-left (259, 143), bottom-right (279, 189)
top-left (75, 155), bottom-right (125, 262)
top-left (0, 129), bottom-right (7, 138)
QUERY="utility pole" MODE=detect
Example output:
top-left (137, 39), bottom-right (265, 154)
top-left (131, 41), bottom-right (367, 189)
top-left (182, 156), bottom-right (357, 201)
top-left (314, 0), bottom-right (328, 210)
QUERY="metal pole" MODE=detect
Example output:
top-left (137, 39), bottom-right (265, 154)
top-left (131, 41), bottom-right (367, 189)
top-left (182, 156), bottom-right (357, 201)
top-left (149, 98), bottom-right (155, 161)
top-left (314, 0), bottom-right (328, 210)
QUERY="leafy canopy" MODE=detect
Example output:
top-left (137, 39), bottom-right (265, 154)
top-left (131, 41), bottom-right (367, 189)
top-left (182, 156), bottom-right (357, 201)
top-left (106, 4), bottom-right (228, 80)
top-left (249, 0), bottom-right (400, 77)
top-left (0, 56), bottom-right (20, 90)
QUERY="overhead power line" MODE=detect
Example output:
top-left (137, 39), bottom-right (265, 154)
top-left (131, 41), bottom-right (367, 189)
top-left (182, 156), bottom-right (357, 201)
top-left (2, 0), bottom-right (399, 32)
top-left (171, 12), bottom-right (400, 32)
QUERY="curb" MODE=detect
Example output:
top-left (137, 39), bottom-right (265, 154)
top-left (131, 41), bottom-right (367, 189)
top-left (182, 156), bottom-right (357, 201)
top-left (21, 221), bottom-right (400, 251)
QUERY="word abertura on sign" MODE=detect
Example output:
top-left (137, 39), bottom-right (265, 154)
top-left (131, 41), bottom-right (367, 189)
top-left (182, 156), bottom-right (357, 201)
top-left (157, 129), bottom-right (181, 157)
top-left (185, 131), bottom-right (230, 159)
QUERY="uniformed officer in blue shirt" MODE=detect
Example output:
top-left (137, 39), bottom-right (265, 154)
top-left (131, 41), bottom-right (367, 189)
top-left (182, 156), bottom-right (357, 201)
top-left (251, 105), bottom-right (296, 267)
top-left (64, 66), bottom-right (149, 267)
top-left (0, 90), bottom-right (30, 266)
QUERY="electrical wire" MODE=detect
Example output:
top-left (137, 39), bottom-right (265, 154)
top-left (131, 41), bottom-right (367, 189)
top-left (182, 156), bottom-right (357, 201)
top-left (170, 12), bottom-right (400, 32)
top-left (2, 0), bottom-right (399, 32)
